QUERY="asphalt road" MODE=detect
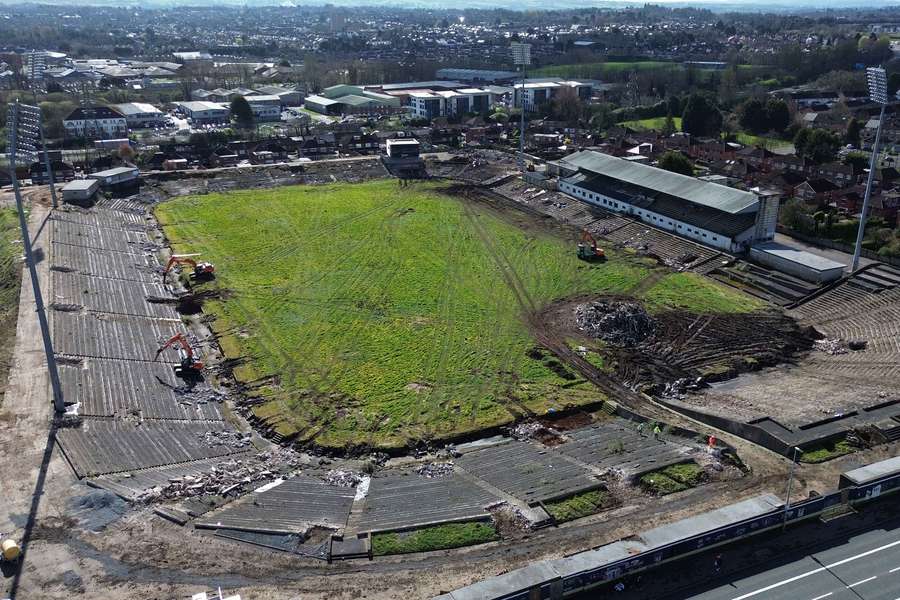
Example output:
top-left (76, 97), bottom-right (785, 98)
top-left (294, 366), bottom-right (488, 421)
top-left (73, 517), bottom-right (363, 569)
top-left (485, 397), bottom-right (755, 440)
top-left (684, 525), bottom-right (900, 600)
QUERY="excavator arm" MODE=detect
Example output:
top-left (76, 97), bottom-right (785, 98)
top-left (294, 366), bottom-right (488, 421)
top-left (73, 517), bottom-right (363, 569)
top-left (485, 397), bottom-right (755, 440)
top-left (163, 256), bottom-right (198, 277)
top-left (155, 333), bottom-right (204, 375)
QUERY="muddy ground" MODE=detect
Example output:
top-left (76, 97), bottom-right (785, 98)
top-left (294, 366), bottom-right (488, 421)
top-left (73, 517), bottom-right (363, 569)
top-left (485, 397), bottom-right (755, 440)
top-left (538, 294), bottom-right (817, 395)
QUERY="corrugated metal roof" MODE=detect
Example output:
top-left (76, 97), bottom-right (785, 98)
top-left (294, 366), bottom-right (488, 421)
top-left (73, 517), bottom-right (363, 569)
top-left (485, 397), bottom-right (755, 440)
top-left (559, 150), bottom-right (758, 214)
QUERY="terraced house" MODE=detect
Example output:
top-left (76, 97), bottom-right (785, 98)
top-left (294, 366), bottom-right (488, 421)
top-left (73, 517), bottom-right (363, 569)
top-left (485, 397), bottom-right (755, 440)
top-left (553, 150), bottom-right (781, 253)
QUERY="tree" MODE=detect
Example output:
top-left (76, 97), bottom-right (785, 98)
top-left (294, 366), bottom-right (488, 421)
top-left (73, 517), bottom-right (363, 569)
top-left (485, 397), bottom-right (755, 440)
top-left (779, 198), bottom-right (810, 231)
top-left (551, 87), bottom-right (584, 124)
top-left (662, 109), bottom-right (676, 136)
top-left (765, 98), bottom-right (790, 133)
top-left (843, 150), bottom-right (868, 174)
top-left (658, 151), bottom-right (694, 176)
top-left (794, 128), bottom-right (841, 164)
top-left (681, 93), bottom-right (722, 138)
top-left (230, 95), bottom-right (255, 130)
top-left (844, 117), bottom-right (862, 148)
top-left (738, 98), bottom-right (768, 134)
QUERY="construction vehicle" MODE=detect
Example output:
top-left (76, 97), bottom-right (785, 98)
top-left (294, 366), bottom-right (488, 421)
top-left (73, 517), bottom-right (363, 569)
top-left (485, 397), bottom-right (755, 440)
top-left (577, 230), bottom-right (606, 261)
top-left (155, 333), bottom-right (204, 378)
top-left (163, 254), bottom-right (215, 283)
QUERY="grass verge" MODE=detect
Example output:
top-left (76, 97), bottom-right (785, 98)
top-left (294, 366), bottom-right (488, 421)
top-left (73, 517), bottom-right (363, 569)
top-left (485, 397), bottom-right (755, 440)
top-left (800, 440), bottom-right (855, 463)
top-left (640, 462), bottom-right (706, 495)
top-left (0, 208), bottom-right (22, 405)
top-left (371, 521), bottom-right (498, 555)
top-left (544, 489), bottom-right (611, 523)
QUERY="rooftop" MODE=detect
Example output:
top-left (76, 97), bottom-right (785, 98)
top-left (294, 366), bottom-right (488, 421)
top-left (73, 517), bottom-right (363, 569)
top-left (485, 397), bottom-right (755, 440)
top-left (751, 242), bottom-right (846, 272)
top-left (558, 150), bottom-right (759, 214)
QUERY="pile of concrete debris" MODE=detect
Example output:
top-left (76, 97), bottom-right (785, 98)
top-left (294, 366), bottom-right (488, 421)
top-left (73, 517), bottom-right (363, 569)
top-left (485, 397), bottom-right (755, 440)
top-left (415, 462), bottom-right (454, 479)
top-left (200, 430), bottom-right (254, 449)
top-left (135, 450), bottom-right (303, 503)
top-left (324, 470), bottom-right (363, 487)
top-left (575, 301), bottom-right (656, 346)
top-left (814, 338), bottom-right (867, 355)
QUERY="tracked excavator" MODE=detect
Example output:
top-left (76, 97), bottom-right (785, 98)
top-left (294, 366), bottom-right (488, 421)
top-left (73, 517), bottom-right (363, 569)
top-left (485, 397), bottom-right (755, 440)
top-left (155, 333), bottom-right (204, 379)
top-left (163, 254), bottom-right (215, 283)
top-left (577, 230), bottom-right (606, 261)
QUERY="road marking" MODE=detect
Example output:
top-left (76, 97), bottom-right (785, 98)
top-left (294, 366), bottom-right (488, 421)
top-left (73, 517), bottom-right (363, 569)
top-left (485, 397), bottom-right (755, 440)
top-left (729, 538), bottom-right (900, 600)
top-left (848, 576), bottom-right (877, 587)
top-left (890, 566), bottom-right (900, 573)
top-left (810, 593), bottom-right (833, 600)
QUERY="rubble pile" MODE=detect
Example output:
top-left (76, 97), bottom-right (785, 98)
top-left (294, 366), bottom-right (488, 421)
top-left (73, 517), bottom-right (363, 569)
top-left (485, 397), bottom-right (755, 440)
top-left (416, 462), bottom-right (455, 478)
top-left (134, 452), bottom-right (301, 503)
top-left (486, 501), bottom-right (533, 531)
top-left (324, 470), bottom-right (362, 487)
top-left (575, 301), bottom-right (656, 346)
top-left (509, 421), bottom-right (547, 441)
top-left (199, 430), bottom-right (253, 449)
top-left (658, 377), bottom-right (704, 400)
top-left (814, 338), bottom-right (848, 355)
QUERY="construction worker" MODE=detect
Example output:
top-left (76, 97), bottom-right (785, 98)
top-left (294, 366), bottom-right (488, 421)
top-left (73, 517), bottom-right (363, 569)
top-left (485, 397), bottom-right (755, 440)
top-left (714, 553), bottom-right (723, 574)
top-left (653, 423), bottom-right (662, 440)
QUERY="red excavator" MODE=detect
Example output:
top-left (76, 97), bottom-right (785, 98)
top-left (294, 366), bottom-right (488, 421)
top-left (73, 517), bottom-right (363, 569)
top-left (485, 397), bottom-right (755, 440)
top-left (163, 254), bottom-right (215, 283)
top-left (577, 230), bottom-right (606, 262)
top-left (155, 333), bottom-right (204, 378)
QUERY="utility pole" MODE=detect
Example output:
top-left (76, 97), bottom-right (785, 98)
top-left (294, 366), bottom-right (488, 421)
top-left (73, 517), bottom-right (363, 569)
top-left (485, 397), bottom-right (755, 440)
top-left (851, 67), bottom-right (889, 272)
top-left (6, 101), bottom-right (66, 414)
top-left (511, 42), bottom-right (531, 172)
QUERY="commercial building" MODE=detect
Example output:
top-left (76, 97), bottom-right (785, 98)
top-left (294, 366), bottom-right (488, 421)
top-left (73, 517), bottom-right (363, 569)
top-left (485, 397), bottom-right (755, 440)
top-left (245, 95), bottom-right (282, 122)
top-left (409, 88), bottom-right (493, 119)
top-left (553, 150), bottom-right (780, 253)
top-left (436, 68), bottom-right (518, 84)
top-left (513, 80), bottom-right (592, 112)
top-left (114, 102), bottom-right (166, 128)
top-left (174, 101), bottom-right (230, 125)
top-left (385, 139), bottom-right (420, 160)
top-left (63, 106), bottom-right (127, 140)
top-left (88, 166), bottom-right (140, 191)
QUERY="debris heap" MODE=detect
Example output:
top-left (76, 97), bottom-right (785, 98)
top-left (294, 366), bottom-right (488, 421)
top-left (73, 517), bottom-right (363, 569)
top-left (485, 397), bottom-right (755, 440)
top-left (416, 462), bottom-right (455, 478)
top-left (575, 301), bottom-right (656, 346)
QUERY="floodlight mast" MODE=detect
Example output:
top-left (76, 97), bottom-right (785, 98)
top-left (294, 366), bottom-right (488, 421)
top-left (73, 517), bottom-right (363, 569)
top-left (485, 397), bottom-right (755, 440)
top-left (851, 67), bottom-right (889, 272)
top-left (512, 42), bottom-right (531, 171)
top-left (6, 101), bottom-right (65, 413)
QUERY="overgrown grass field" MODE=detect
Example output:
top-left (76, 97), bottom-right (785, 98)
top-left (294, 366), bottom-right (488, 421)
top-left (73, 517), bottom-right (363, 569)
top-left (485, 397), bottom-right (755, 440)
top-left (157, 180), bottom-right (757, 449)
top-left (0, 208), bottom-right (22, 404)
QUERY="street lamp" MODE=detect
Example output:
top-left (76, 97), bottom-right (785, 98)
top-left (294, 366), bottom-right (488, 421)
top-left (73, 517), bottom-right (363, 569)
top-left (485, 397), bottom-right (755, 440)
top-left (782, 446), bottom-right (802, 530)
top-left (851, 67), bottom-right (889, 272)
top-left (511, 42), bottom-right (531, 171)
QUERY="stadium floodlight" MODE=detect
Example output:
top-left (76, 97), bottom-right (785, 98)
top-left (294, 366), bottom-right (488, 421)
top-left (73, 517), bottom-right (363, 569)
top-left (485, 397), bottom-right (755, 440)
top-left (851, 67), bottom-right (890, 271)
top-left (867, 67), bottom-right (888, 106)
top-left (511, 42), bottom-right (531, 171)
top-left (5, 101), bottom-right (65, 413)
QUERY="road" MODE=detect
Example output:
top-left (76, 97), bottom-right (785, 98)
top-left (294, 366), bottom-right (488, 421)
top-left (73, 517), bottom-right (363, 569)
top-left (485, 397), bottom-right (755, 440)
top-left (684, 525), bottom-right (900, 600)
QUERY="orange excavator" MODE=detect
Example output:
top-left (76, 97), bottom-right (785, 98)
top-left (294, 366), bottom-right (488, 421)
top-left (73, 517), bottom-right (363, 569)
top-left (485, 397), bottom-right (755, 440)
top-left (163, 254), bottom-right (215, 283)
top-left (577, 230), bottom-right (606, 261)
top-left (155, 333), bottom-right (204, 378)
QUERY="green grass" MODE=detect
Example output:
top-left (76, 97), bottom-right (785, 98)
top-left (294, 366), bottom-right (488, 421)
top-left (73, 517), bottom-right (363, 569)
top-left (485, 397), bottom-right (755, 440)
top-left (733, 132), bottom-right (794, 151)
top-left (0, 208), bottom-right (22, 406)
top-left (640, 462), bottom-right (706, 495)
top-left (800, 440), bottom-right (856, 464)
top-left (545, 489), bottom-right (611, 523)
top-left (531, 60), bottom-right (675, 78)
top-left (371, 521), bottom-right (498, 555)
top-left (156, 180), bottom-right (761, 449)
top-left (640, 272), bottom-right (765, 314)
top-left (619, 117), bottom-right (682, 132)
